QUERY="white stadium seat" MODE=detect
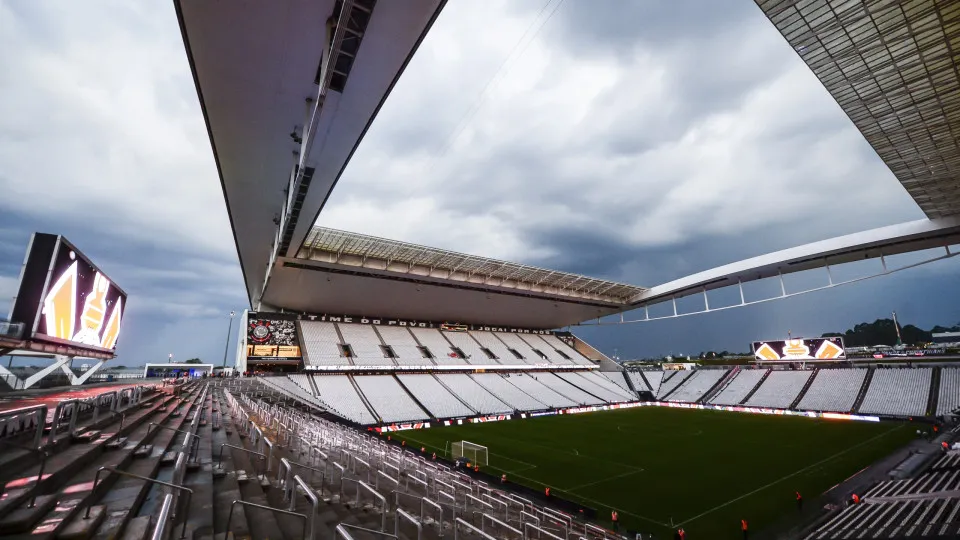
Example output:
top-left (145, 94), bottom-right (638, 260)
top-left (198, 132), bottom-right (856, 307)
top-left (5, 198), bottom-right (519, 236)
top-left (937, 368), bottom-right (960, 415)
top-left (640, 371), bottom-right (663, 394)
top-left (796, 368), bottom-right (866, 413)
top-left (298, 321), bottom-right (351, 367)
top-left (353, 375), bottom-right (428, 423)
top-left (494, 332), bottom-right (548, 364)
top-left (337, 323), bottom-right (395, 366)
top-left (375, 326), bottom-right (433, 366)
top-left (410, 328), bottom-right (467, 365)
top-left (709, 369), bottom-right (767, 405)
top-left (472, 374), bottom-right (548, 410)
top-left (434, 374), bottom-right (512, 414)
top-left (600, 371), bottom-right (634, 394)
top-left (442, 331), bottom-right (496, 365)
top-left (503, 373), bottom-right (577, 408)
top-left (556, 372), bottom-right (631, 402)
top-left (859, 368), bottom-right (932, 417)
top-left (533, 373), bottom-right (605, 405)
top-left (667, 369), bottom-right (728, 403)
top-left (397, 374), bottom-right (475, 418)
top-left (656, 370), bottom-right (693, 399)
top-left (519, 334), bottom-right (573, 364)
top-left (468, 331), bottom-right (525, 365)
top-left (539, 334), bottom-right (594, 366)
top-left (311, 375), bottom-right (377, 424)
top-left (745, 370), bottom-right (813, 409)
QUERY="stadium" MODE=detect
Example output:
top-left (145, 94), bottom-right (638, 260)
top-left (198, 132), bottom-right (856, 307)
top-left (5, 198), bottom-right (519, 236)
top-left (1, 1), bottom-right (959, 539)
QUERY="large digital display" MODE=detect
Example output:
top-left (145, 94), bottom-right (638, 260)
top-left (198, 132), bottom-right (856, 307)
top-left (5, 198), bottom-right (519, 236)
top-left (752, 338), bottom-right (845, 361)
top-left (246, 318), bottom-right (301, 358)
top-left (8, 234), bottom-right (126, 351)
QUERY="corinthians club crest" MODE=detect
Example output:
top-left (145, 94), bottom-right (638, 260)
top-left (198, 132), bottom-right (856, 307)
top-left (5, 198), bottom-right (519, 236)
top-left (249, 320), bottom-right (273, 344)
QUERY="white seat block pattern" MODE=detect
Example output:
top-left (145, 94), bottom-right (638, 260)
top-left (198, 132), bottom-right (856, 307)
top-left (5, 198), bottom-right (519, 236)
top-left (796, 368), bottom-right (866, 412)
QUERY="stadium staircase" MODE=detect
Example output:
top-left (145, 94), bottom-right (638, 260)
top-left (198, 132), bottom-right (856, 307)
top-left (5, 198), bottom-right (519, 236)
top-left (789, 368), bottom-right (820, 409)
top-left (699, 367), bottom-right (739, 404)
top-left (0, 381), bottom-right (207, 539)
top-left (926, 366), bottom-right (941, 416)
top-left (658, 370), bottom-right (693, 401)
top-left (738, 368), bottom-right (771, 405)
top-left (636, 371), bottom-right (653, 393)
top-left (393, 375), bottom-right (438, 421)
top-left (431, 374), bottom-right (479, 415)
top-left (349, 375), bottom-right (382, 424)
top-left (851, 367), bottom-right (875, 413)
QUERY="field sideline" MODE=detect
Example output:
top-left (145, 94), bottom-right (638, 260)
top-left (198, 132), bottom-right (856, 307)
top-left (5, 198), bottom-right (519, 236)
top-left (399, 407), bottom-right (915, 539)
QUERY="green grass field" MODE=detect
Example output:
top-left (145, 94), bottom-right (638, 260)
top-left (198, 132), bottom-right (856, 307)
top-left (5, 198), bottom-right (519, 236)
top-left (399, 407), bottom-right (915, 539)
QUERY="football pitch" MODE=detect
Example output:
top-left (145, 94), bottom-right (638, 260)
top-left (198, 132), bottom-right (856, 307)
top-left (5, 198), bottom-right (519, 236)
top-left (399, 407), bottom-right (915, 539)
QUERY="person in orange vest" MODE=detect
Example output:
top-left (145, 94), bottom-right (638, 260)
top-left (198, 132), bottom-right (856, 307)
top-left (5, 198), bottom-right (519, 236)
top-left (678, 528), bottom-right (686, 540)
top-left (851, 493), bottom-right (860, 505)
top-left (796, 491), bottom-right (803, 511)
top-left (942, 441), bottom-right (949, 452)
top-left (545, 487), bottom-right (551, 497)
top-left (431, 452), bottom-right (437, 460)
top-left (421, 446), bottom-right (426, 453)
top-left (401, 440), bottom-right (406, 447)
top-left (501, 474), bottom-right (507, 484)
top-left (611, 510), bottom-right (619, 531)
top-left (473, 465), bottom-right (479, 472)
top-left (741, 518), bottom-right (749, 539)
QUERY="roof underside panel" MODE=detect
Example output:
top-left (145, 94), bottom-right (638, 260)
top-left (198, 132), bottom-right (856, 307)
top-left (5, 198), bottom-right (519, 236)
top-left (299, 227), bottom-right (647, 303)
top-left (756, 0), bottom-right (960, 217)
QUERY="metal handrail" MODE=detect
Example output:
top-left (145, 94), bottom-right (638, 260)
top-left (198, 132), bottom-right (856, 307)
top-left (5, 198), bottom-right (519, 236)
top-left (454, 517), bottom-right (497, 540)
top-left (47, 399), bottom-right (80, 445)
top-left (216, 444), bottom-right (265, 474)
top-left (146, 423), bottom-right (200, 460)
top-left (396, 507), bottom-right (422, 540)
top-left (150, 494), bottom-right (174, 540)
top-left (291, 474), bottom-right (318, 540)
top-left (481, 512), bottom-right (522, 538)
top-left (0, 439), bottom-right (49, 507)
top-left (0, 404), bottom-right (48, 450)
top-left (279, 457), bottom-right (327, 501)
top-left (225, 499), bottom-right (307, 540)
top-left (522, 521), bottom-right (563, 540)
top-left (335, 523), bottom-right (398, 539)
top-left (87, 467), bottom-right (192, 539)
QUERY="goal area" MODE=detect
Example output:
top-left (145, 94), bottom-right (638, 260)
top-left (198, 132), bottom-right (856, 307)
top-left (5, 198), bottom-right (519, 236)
top-left (451, 440), bottom-right (488, 466)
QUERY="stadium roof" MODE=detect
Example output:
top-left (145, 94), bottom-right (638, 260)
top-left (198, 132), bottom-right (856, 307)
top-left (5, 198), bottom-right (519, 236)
top-left (175, 0), bottom-right (446, 305)
top-left (299, 227), bottom-right (645, 302)
top-left (757, 0), bottom-right (960, 218)
top-left (256, 226), bottom-right (645, 329)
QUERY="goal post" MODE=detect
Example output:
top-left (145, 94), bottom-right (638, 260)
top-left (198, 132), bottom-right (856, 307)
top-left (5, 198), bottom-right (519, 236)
top-left (451, 440), bottom-right (488, 466)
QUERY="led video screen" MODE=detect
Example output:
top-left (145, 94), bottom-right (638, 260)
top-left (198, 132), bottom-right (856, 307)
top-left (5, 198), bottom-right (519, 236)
top-left (752, 338), bottom-right (845, 361)
top-left (8, 234), bottom-right (126, 350)
top-left (246, 318), bottom-right (301, 358)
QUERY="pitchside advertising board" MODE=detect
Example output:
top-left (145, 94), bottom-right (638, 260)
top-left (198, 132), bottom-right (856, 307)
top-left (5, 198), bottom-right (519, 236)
top-left (8, 233), bottom-right (126, 351)
top-left (752, 337), bottom-right (846, 361)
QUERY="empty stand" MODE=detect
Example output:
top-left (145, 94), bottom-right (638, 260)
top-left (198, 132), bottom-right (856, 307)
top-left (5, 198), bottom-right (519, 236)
top-left (375, 325), bottom-right (432, 366)
top-left (540, 334), bottom-right (594, 366)
top-left (796, 368), bottom-right (867, 413)
top-left (434, 374), bottom-right (512, 414)
top-left (299, 320), bottom-right (350, 367)
top-left (519, 334), bottom-right (572, 364)
top-left (494, 332), bottom-right (546, 364)
top-left (657, 370), bottom-right (693, 399)
top-left (337, 323), bottom-right (394, 366)
top-left (311, 375), bottom-right (377, 424)
top-left (410, 328), bottom-right (466, 365)
top-left (745, 370), bottom-right (813, 409)
top-left (578, 371), bottom-right (635, 400)
top-left (441, 331), bottom-right (495, 365)
top-left (533, 373), bottom-right (605, 405)
top-left (859, 368), bottom-right (932, 417)
top-left (503, 373), bottom-right (578, 408)
top-left (353, 375), bottom-right (428, 423)
top-left (472, 374), bottom-right (548, 410)
top-left (640, 371), bottom-right (662, 394)
top-left (469, 330), bottom-right (525, 365)
top-left (600, 371), bottom-right (634, 394)
top-left (667, 369), bottom-right (728, 403)
top-left (396, 374), bottom-right (475, 418)
top-left (557, 372), bottom-right (632, 402)
top-left (937, 367), bottom-right (960, 415)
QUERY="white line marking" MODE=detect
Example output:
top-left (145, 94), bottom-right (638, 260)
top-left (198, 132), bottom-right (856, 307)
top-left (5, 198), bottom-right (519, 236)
top-left (675, 424), bottom-right (907, 528)
top-left (565, 468), bottom-right (645, 491)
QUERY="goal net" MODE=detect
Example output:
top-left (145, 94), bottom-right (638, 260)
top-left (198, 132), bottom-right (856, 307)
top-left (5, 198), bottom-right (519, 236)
top-left (451, 440), bottom-right (488, 466)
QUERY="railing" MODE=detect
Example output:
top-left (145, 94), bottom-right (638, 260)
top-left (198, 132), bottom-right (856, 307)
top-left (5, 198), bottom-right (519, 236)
top-left (396, 508), bottom-right (422, 540)
top-left (216, 444), bottom-right (266, 476)
top-left (279, 457), bottom-right (326, 502)
top-left (88, 467), bottom-right (193, 539)
top-left (290, 475), bottom-right (318, 539)
top-left (0, 439), bottom-right (49, 507)
top-left (150, 494), bottom-right (174, 540)
top-left (482, 512), bottom-right (522, 539)
top-left (0, 404), bottom-right (48, 450)
top-left (335, 523), bottom-right (398, 539)
top-left (225, 500), bottom-right (307, 540)
top-left (454, 517), bottom-right (497, 540)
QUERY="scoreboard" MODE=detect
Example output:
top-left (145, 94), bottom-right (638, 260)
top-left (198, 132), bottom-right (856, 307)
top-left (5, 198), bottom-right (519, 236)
top-left (752, 338), bottom-right (845, 361)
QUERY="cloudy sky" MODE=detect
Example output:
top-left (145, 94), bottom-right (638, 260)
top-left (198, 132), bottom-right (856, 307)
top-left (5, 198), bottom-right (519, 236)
top-left (1, 0), bottom-right (957, 367)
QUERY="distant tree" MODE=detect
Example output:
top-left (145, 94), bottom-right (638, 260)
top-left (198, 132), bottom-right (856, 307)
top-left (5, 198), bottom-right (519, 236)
top-left (821, 318), bottom-right (933, 347)
top-left (115, 365), bottom-right (126, 369)
top-left (183, 358), bottom-right (203, 364)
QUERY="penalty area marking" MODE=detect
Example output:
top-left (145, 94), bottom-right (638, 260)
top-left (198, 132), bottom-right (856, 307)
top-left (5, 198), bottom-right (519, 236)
top-left (675, 423), bottom-right (907, 528)
top-left (564, 468), bottom-right (646, 492)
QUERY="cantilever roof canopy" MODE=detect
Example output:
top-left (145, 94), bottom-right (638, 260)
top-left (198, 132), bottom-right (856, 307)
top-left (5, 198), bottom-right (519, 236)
top-left (756, 0), bottom-right (960, 217)
top-left (258, 227), bottom-right (646, 329)
top-left (176, 0), bottom-right (446, 306)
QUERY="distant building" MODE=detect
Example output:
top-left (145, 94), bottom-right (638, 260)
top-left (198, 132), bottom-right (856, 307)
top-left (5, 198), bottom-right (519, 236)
top-left (932, 332), bottom-right (960, 345)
